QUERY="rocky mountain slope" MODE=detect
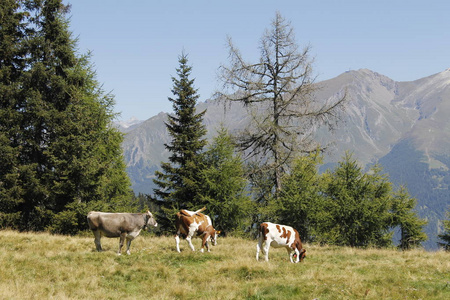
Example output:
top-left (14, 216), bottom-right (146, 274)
top-left (120, 68), bottom-right (450, 249)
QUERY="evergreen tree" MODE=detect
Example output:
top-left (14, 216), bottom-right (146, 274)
top-left (315, 153), bottom-right (428, 248)
top-left (0, 0), bottom-right (131, 233)
top-left (391, 186), bottom-right (427, 250)
top-left (275, 151), bottom-right (325, 242)
top-left (0, 0), bottom-right (27, 227)
top-left (438, 209), bottom-right (450, 251)
top-left (153, 53), bottom-right (207, 231)
top-left (199, 127), bottom-right (253, 236)
top-left (321, 153), bottom-right (393, 247)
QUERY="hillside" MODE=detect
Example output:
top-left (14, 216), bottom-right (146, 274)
top-left (1, 230), bottom-right (449, 299)
top-left (120, 68), bottom-right (450, 249)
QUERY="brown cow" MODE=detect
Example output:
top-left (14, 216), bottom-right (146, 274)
top-left (256, 222), bottom-right (306, 263)
top-left (175, 207), bottom-right (220, 253)
top-left (87, 211), bottom-right (157, 255)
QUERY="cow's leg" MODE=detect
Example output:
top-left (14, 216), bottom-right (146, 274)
top-left (175, 234), bottom-right (181, 253)
top-left (263, 241), bottom-right (270, 262)
top-left (201, 233), bottom-right (211, 253)
top-left (287, 248), bottom-right (294, 263)
top-left (186, 235), bottom-right (195, 251)
top-left (125, 236), bottom-right (133, 255)
top-left (286, 247), bottom-right (299, 263)
top-left (92, 230), bottom-right (102, 252)
top-left (186, 225), bottom-right (197, 251)
top-left (118, 232), bottom-right (126, 255)
top-left (256, 236), bottom-right (265, 260)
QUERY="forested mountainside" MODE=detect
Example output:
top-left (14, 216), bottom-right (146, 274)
top-left (120, 68), bottom-right (450, 249)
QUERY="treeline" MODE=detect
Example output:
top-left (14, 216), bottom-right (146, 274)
top-left (0, 0), bottom-right (133, 233)
top-left (1, 1), bottom-right (449, 250)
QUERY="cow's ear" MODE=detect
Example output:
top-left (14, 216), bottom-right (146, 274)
top-left (216, 230), bottom-right (221, 235)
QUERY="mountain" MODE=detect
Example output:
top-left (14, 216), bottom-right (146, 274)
top-left (115, 117), bottom-right (144, 133)
top-left (120, 68), bottom-right (450, 249)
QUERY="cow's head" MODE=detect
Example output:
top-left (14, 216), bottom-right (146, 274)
top-left (210, 230), bottom-right (221, 246)
top-left (298, 249), bottom-right (306, 262)
top-left (145, 211), bottom-right (158, 230)
top-left (292, 248), bottom-right (306, 263)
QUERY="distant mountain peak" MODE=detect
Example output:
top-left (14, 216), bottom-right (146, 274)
top-left (114, 117), bottom-right (144, 133)
top-left (117, 117), bottom-right (142, 128)
top-left (120, 68), bottom-right (450, 250)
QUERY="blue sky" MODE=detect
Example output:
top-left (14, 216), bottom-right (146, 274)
top-left (69, 0), bottom-right (450, 121)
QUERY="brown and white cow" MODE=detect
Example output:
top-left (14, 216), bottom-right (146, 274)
top-left (175, 207), bottom-right (220, 253)
top-left (256, 222), bottom-right (306, 263)
top-left (87, 211), bottom-right (157, 255)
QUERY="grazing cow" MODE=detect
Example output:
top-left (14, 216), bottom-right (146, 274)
top-left (87, 211), bottom-right (157, 255)
top-left (175, 207), bottom-right (220, 253)
top-left (256, 222), bottom-right (306, 263)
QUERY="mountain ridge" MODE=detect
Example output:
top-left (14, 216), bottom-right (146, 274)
top-left (119, 68), bottom-right (450, 249)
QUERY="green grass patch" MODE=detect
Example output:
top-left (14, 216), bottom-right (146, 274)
top-left (0, 230), bottom-right (449, 299)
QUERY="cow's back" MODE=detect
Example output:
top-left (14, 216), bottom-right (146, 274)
top-left (175, 211), bottom-right (211, 235)
top-left (260, 222), bottom-right (297, 248)
top-left (87, 212), bottom-right (133, 237)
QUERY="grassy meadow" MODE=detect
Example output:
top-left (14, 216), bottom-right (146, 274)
top-left (0, 230), bottom-right (449, 300)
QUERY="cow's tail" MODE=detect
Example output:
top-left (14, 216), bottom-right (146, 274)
top-left (195, 207), bottom-right (206, 214)
top-left (179, 207), bottom-right (206, 216)
top-left (259, 223), bottom-right (266, 236)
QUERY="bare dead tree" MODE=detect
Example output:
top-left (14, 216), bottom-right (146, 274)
top-left (217, 12), bottom-right (346, 194)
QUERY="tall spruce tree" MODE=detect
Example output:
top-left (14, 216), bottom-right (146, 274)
top-left (153, 53), bottom-right (207, 231)
top-left (0, 0), bottom-right (27, 227)
top-left (0, 0), bottom-right (131, 233)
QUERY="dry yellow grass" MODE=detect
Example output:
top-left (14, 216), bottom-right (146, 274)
top-left (0, 230), bottom-right (449, 299)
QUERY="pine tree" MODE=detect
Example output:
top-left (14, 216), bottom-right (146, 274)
top-left (0, 0), bottom-right (131, 233)
top-left (153, 53), bottom-right (207, 231)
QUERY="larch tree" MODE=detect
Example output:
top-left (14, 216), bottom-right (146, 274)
top-left (153, 53), bottom-right (207, 231)
top-left (391, 186), bottom-right (427, 250)
top-left (217, 12), bottom-right (345, 197)
top-left (275, 151), bottom-right (325, 242)
top-left (198, 127), bottom-right (253, 236)
top-left (321, 153), bottom-right (394, 247)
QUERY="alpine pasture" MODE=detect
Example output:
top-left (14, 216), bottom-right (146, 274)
top-left (1, 230), bottom-right (449, 299)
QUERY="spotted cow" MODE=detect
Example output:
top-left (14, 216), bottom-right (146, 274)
top-left (175, 207), bottom-right (220, 253)
top-left (256, 222), bottom-right (306, 263)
